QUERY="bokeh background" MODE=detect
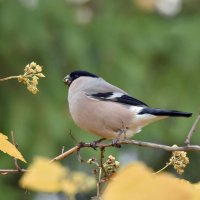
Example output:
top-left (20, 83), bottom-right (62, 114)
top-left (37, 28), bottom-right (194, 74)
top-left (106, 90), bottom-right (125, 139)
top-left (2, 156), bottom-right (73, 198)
top-left (0, 0), bottom-right (200, 199)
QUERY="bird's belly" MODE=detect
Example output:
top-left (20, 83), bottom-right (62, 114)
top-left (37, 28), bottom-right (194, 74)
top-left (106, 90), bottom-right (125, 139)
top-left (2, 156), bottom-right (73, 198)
top-left (69, 95), bottom-right (135, 139)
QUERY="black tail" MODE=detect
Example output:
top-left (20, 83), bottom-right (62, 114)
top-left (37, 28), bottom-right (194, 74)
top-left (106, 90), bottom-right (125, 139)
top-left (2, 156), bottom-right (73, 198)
top-left (138, 107), bottom-right (192, 117)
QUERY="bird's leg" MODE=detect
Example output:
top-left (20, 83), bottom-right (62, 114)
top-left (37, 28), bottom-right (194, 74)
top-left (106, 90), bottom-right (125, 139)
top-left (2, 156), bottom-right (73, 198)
top-left (112, 129), bottom-right (124, 148)
top-left (112, 123), bottom-right (128, 148)
top-left (89, 138), bottom-right (106, 150)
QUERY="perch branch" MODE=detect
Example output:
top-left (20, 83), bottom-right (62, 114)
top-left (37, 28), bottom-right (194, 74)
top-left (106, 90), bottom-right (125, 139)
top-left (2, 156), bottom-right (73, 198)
top-left (50, 140), bottom-right (200, 163)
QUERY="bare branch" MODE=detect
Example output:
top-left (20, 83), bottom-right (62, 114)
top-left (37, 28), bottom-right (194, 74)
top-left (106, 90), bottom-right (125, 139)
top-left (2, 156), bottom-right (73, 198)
top-left (49, 146), bottom-right (79, 163)
top-left (100, 147), bottom-right (107, 177)
top-left (11, 131), bottom-right (22, 171)
top-left (185, 113), bottom-right (200, 145)
top-left (0, 169), bottom-right (28, 175)
top-left (49, 140), bottom-right (200, 163)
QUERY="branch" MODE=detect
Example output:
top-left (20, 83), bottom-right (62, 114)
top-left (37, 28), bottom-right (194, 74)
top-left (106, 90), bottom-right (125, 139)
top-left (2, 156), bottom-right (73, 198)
top-left (100, 147), bottom-right (107, 177)
top-left (185, 113), bottom-right (200, 145)
top-left (49, 140), bottom-right (200, 163)
top-left (0, 169), bottom-right (28, 175)
top-left (11, 131), bottom-right (22, 171)
top-left (49, 146), bottom-right (79, 163)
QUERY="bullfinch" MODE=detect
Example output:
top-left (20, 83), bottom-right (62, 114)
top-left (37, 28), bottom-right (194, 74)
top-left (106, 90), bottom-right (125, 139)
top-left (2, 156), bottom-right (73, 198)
top-left (64, 70), bottom-right (192, 140)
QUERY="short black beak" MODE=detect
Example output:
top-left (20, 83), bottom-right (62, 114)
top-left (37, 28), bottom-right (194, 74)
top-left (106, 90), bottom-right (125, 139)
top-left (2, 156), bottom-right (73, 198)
top-left (64, 75), bottom-right (72, 86)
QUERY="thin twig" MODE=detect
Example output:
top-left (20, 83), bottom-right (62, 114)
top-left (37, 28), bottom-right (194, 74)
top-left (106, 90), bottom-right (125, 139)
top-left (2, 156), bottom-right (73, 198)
top-left (0, 169), bottom-right (28, 175)
top-left (100, 147), bottom-right (107, 178)
top-left (61, 146), bottom-right (65, 154)
top-left (49, 146), bottom-right (79, 163)
top-left (185, 113), bottom-right (200, 145)
top-left (77, 145), bottom-right (84, 162)
top-left (154, 163), bottom-right (171, 175)
top-left (69, 130), bottom-right (79, 143)
top-left (97, 167), bottom-right (102, 197)
top-left (0, 75), bottom-right (20, 82)
top-left (10, 131), bottom-right (21, 171)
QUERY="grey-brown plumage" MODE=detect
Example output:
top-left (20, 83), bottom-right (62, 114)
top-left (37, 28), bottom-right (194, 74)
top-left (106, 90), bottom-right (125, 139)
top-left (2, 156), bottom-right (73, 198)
top-left (64, 71), bottom-right (192, 139)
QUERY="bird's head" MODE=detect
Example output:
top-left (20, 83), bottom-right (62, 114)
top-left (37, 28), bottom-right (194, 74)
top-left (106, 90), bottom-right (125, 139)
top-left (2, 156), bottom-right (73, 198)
top-left (64, 70), bottom-right (98, 87)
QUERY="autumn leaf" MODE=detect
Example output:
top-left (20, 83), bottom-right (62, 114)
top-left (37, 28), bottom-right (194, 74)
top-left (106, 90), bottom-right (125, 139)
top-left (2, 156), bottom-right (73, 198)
top-left (0, 133), bottom-right (26, 163)
top-left (19, 157), bottom-right (95, 199)
top-left (103, 162), bottom-right (194, 200)
top-left (19, 157), bottom-right (67, 192)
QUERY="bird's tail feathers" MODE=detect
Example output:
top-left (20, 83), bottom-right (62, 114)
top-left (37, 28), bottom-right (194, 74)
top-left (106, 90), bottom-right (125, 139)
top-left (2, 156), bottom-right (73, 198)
top-left (138, 107), bottom-right (192, 117)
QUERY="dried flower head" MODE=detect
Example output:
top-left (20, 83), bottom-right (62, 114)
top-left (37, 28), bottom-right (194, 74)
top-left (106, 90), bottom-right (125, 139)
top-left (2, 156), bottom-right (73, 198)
top-left (103, 155), bottom-right (120, 178)
top-left (155, 145), bottom-right (190, 175)
top-left (87, 154), bottom-right (120, 184)
top-left (169, 147), bottom-right (189, 175)
top-left (18, 62), bottom-right (45, 94)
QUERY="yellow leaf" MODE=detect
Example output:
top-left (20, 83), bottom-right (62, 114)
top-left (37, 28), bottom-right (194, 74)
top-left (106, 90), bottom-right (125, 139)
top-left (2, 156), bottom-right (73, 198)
top-left (194, 182), bottom-right (200, 190)
top-left (103, 162), bottom-right (194, 200)
top-left (0, 133), bottom-right (26, 163)
top-left (192, 182), bottom-right (200, 200)
top-left (19, 157), bottom-right (68, 192)
top-left (61, 179), bottom-right (78, 197)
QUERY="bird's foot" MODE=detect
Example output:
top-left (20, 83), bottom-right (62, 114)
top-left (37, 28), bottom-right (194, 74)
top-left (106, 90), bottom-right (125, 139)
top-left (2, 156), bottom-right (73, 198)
top-left (77, 141), bottom-right (85, 148)
top-left (89, 138), bottom-right (106, 150)
top-left (111, 138), bottom-right (122, 148)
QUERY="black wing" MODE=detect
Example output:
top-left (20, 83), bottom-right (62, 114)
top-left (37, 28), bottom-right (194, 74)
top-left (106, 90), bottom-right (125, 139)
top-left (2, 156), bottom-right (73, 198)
top-left (87, 92), bottom-right (148, 107)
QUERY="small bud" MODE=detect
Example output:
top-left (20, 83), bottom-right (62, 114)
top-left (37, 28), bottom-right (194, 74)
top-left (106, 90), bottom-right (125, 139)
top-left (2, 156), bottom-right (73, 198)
top-left (87, 159), bottom-right (93, 164)
top-left (27, 85), bottom-right (39, 94)
top-left (36, 65), bottom-right (42, 72)
top-left (32, 76), bottom-right (39, 85)
top-left (114, 161), bottom-right (120, 168)
top-left (37, 73), bottom-right (45, 78)
top-left (24, 64), bottom-right (30, 72)
top-left (30, 62), bottom-right (37, 68)
top-left (108, 155), bottom-right (115, 161)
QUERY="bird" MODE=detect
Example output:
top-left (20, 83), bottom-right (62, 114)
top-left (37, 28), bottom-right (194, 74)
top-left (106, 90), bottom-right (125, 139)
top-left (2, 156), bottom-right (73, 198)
top-left (64, 70), bottom-right (192, 141)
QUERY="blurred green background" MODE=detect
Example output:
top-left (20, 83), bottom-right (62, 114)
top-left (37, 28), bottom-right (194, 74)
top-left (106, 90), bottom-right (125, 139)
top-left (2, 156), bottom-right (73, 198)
top-left (0, 0), bottom-right (200, 199)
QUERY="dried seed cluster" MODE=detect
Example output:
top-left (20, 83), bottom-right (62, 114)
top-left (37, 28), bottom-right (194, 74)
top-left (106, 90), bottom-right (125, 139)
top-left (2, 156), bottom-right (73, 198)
top-left (103, 155), bottom-right (120, 176)
top-left (18, 62), bottom-right (45, 94)
top-left (87, 155), bottom-right (120, 182)
top-left (169, 150), bottom-right (189, 175)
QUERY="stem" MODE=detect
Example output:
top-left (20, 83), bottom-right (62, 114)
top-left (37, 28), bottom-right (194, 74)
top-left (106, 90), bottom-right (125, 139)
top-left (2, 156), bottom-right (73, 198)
top-left (96, 167), bottom-right (102, 197)
top-left (0, 169), bottom-right (28, 174)
top-left (100, 147), bottom-right (108, 177)
top-left (185, 113), bottom-right (200, 145)
top-left (0, 75), bottom-right (20, 82)
top-left (154, 162), bottom-right (171, 175)
top-left (10, 131), bottom-right (22, 171)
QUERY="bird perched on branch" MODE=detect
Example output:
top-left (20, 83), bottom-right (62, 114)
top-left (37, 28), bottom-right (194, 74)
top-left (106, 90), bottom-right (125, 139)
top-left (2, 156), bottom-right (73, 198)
top-left (64, 70), bottom-right (192, 140)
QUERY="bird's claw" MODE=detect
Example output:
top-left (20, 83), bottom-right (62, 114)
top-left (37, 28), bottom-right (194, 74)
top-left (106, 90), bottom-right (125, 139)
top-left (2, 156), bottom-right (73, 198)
top-left (89, 141), bottom-right (98, 150)
top-left (78, 141), bottom-right (85, 148)
top-left (89, 138), bottom-right (106, 150)
top-left (112, 139), bottom-right (122, 148)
